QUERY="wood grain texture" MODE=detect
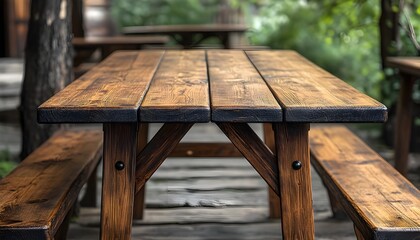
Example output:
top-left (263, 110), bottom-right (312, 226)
top-left (101, 123), bottom-right (137, 240)
top-left (274, 123), bottom-right (315, 240)
top-left (310, 126), bottom-right (420, 240)
top-left (263, 123), bottom-right (282, 219)
top-left (208, 50), bottom-right (282, 122)
top-left (140, 51), bottom-right (210, 122)
top-left (0, 130), bottom-right (103, 239)
top-left (217, 123), bottom-right (279, 196)
top-left (387, 57), bottom-right (420, 76)
top-left (394, 74), bottom-right (415, 176)
top-left (135, 123), bottom-right (194, 192)
top-left (134, 123), bottom-right (149, 220)
top-left (246, 50), bottom-right (388, 122)
top-left (38, 51), bottom-right (164, 123)
top-left (170, 142), bottom-right (242, 157)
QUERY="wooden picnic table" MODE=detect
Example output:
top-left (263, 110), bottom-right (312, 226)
top-left (72, 36), bottom-right (170, 65)
top-left (122, 24), bottom-right (248, 49)
top-left (386, 57), bottom-right (420, 176)
top-left (38, 50), bottom-right (387, 240)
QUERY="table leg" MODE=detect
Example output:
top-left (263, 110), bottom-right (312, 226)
top-left (134, 123), bottom-right (149, 220)
top-left (394, 74), bottom-right (415, 176)
top-left (100, 123), bottom-right (138, 240)
top-left (263, 123), bottom-right (281, 219)
top-left (273, 123), bottom-right (315, 240)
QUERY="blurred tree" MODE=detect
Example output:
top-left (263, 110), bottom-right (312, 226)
top-left (20, 0), bottom-right (73, 159)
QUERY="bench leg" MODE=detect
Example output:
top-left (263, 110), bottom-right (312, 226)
top-left (274, 123), bottom-right (315, 240)
top-left (263, 123), bottom-right (282, 219)
top-left (133, 123), bottom-right (149, 220)
top-left (394, 73), bottom-right (415, 176)
top-left (80, 165), bottom-right (98, 207)
top-left (54, 207), bottom-right (73, 240)
top-left (324, 182), bottom-right (347, 219)
top-left (353, 224), bottom-right (367, 240)
top-left (100, 123), bottom-right (138, 240)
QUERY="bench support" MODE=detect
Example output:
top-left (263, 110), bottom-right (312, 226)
top-left (101, 123), bottom-right (138, 240)
top-left (134, 123), bottom-right (149, 220)
top-left (264, 123), bottom-right (282, 219)
top-left (274, 123), bottom-right (315, 240)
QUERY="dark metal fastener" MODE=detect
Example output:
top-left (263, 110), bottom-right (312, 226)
top-left (115, 161), bottom-right (125, 171)
top-left (292, 161), bottom-right (302, 170)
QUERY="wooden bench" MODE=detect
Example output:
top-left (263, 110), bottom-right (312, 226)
top-left (309, 125), bottom-right (420, 240)
top-left (0, 129), bottom-right (103, 240)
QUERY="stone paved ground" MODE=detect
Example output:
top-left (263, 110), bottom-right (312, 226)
top-left (0, 60), bottom-right (418, 239)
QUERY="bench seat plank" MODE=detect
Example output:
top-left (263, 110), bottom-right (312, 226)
top-left (140, 50), bottom-right (210, 122)
top-left (309, 126), bottom-right (420, 239)
top-left (0, 130), bottom-right (103, 239)
top-left (208, 50), bottom-right (282, 122)
top-left (38, 51), bottom-right (164, 123)
top-left (246, 51), bottom-right (387, 122)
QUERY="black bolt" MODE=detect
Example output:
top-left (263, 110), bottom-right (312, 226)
top-left (292, 161), bottom-right (302, 170)
top-left (115, 161), bottom-right (125, 171)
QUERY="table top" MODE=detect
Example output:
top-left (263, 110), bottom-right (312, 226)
top-left (38, 50), bottom-right (387, 123)
top-left (122, 24), bottom-right (248, 35)
top-left (387, 57), bottom-right (420, 76)
top-left (72, 36), bottom-right (170, 47)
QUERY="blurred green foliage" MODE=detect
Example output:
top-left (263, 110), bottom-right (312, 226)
top-left (111, 0), bottom-right (420, 105)
top-left (0, 149), bottom-right (16, 178)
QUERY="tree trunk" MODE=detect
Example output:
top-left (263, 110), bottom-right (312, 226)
top-left (20, 0), bottom-right (73, 160)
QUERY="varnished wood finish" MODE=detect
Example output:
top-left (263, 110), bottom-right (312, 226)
top-left (310, 126), bottom-right (420, 239)
top-left (0, 130), bottom-right (103, 239)
top-left (387, 57), bottom-right (420, 76)
top-left (170, 142), bottom-right (242, 157)
top-left (274, 123), bottom-right (315, 240)
top-left (217, 123), bottom-right (279, 195)
top-left (135, 123), bottom-right (194, 193)
top-left (208, 50), bottom-right (282, 122)
top-left (101, 123), bottom-right (138, 240)
top-left (38, 51), bottom-right (164, 123)
top-left (246, 51), bottom-right (388, 122)
top-left (134, 123), bottom-right (149, 220)
top-left (140, 51), bottom-right (210, 122)
top-left (263, 123), bottom-right (282, 219)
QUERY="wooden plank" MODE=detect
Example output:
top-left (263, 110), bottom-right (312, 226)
top-left (0, 130), bottom-right (102, 239)
top-left (38, 51), bottom-right (164, 123)
top-left (170, 142), bottom-right (242, 157)
top-left (101, 123), bottom-right (137, 240)
top-left (310, 126), bottom-right (420, 239)
top-left (274, 123), bottom-right (315, 239)
top-left (140, 51), bottom-right (210, 122)
top-left (387, 57), bottom-right (420, 76)
top-left (135, 123), bottom-right (194, 192)
top-left (246, 50), bottom-right (388, 122)
top-left (208, 50), bottom-right (282, 122)
top-left (217, 123), bottom-right (279, 195)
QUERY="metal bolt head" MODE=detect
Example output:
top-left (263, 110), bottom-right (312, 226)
top-left (292, 161), bottom-right (302, 170)
top-left (115, 161), bottom-right (125, 171)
